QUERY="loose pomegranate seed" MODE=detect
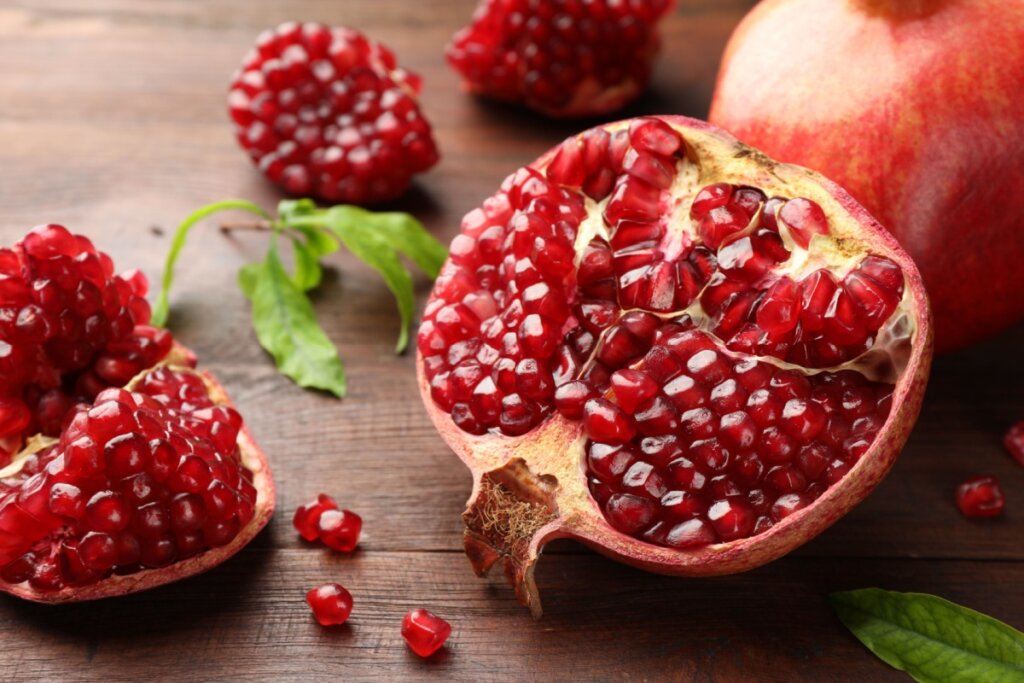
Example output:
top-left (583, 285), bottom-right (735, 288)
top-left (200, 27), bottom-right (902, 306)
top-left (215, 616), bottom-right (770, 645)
top-left (317, 509), bottom-right (362, 552)
top-left (229, 22), bottom-right (438, 204)
top-left (306, 583), bottom-right (353, 626)
top-left (955, 476), bottom-right (1005, 518)
top-left (293, 494), bottom-right (339, 542)
top-left (1003, 421), bottom-right (1024, 466)
top-left (401, 608), bottom-right (451, 658)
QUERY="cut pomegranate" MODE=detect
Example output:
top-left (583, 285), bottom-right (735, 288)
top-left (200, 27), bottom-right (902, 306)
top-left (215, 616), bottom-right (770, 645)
top-left (446, 0), bottom-right (675, 117)
top-left (306, 583), bottom-right (354, 626)
top-left (401, 608), bottom-right (452, 657)
top-left (955, 476), bottom-right (1004, 519)
top-left (229, 22), bottom-right (439, 204)
top-left (417, 115), bottom-right (932, 615)
top-left (0, 365), bottom-right (274, 603)
top-left (0, 225), bottom-right (180, 461)
top-left (1003, 421), bottom-right (1024, 467)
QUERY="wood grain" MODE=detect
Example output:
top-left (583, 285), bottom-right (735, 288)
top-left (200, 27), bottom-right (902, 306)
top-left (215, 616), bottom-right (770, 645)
top-left (0, 1), bottom-right (1020, 681)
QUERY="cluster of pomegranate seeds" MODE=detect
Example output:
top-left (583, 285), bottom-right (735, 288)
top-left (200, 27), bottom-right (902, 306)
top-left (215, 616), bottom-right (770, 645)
top-left (1003, 421), bottom-right (1024, 466)
top-left (401, 608), bottom-right (452, 657)
top-left (229, 22), bottom-right (439, 204)
top-left (578, 323), bottom-right (893, 544)
top-left (292, 493), bottom-right (362, 551)
top-left (446, 0), bottom-right (674, 116)
top-left (0, 224), bottom-right (173, 452)
top-left (421, 117), bottom-right (910, 548)
top-left (306, 582), bottom-right (354, 626)
top-left (0, 367), bottom-right (256, 591)
top-left (954, 476), bottom-right (1005, 518)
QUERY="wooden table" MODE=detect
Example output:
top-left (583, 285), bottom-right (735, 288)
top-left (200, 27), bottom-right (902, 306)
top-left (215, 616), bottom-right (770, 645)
top-left (0, 1), bottom-right (1020, 680)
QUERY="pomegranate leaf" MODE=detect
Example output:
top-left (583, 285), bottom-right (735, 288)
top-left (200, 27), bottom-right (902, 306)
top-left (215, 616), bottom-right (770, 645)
top-left (321, 205), bottom-right (446, 278)
top-left (829, 588), bottom-right (1024, 682)
top-left (241, 240), bottom-right (347, 397)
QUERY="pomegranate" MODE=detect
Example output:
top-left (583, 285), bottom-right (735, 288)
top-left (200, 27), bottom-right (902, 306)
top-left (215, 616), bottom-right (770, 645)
top-left (307, 583), bottom-right (354, 626)
top-left (446, 0), bottom-right (674, 117)
top-left (708, 0), bottom-right (1024, 352)
top-left (416, 115), bottom-right (931, 615)
top-left (0, 362), bottom-right (275, 603)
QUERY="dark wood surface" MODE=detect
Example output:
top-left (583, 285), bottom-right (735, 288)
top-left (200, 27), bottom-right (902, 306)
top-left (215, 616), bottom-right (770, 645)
top-left (0, 1), bottom-right (1021, 681)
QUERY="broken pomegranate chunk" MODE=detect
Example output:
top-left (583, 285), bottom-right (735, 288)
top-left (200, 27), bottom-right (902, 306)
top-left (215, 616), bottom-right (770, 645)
top-left (955, 476), bottom-right (1005, 518)
top-left (401, 608), bottom-right (451, 657)
top-left (417, 116), bottom-right (931, 616)
top-left (306, 582), bottom-right (354, 626)
top-left (0, 366), bottom-right (273, 602)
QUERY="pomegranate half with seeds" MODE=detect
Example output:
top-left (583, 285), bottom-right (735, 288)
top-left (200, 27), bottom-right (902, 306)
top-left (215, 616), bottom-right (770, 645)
top-left (417, 115), bottom-right (931, 616)
top-left (0, 360), bottom-right (274, 603)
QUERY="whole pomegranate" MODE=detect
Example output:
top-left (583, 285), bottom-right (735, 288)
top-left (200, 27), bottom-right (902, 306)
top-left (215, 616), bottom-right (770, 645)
top-left (417, 115), bottom-right (931, 615)
top-left (708, 0), bottom-right (1024, 352)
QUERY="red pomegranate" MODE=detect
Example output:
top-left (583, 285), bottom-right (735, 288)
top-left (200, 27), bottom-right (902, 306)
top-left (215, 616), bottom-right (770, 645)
top-left (708, 0), bottom-right (1024, 352)
top-left (0, 357), bottom-right (275, 603)
top-left (416, 115), bottom-right (931, 615)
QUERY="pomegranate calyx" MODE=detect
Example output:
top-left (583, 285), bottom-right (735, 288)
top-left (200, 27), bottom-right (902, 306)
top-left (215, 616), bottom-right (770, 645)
top-left (463, 458), bottom-right (560, 618)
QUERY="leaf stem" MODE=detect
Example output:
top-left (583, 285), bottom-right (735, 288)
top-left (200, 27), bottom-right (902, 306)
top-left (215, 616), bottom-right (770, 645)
top-left (151, 199), bottom-right (271, 327)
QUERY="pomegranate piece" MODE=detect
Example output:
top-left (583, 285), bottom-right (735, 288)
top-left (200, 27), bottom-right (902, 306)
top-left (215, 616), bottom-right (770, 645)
top-left (417, 116), bottom-right (932, 616)
top-left (446, 0), bottom-right (675, 117)
top-left (317, 508), bottom-right (362, 552)
top-left (306, 583), bottom-right (353, 626)
top-left (0, 225), bottom-right (178, 458)
top-left (293, 493), bottom-right (338, 542)
top-left (401, 608), bottom-right (451, 658)
top-left (1003, 421), bottom-right (1024, 467)
top-left (0, 366), bottom-right (274, 603)
top-left (709, 0), bottom-right (1024, 352)
top-left (229, 22), bottom-right (439, 204)
top-left (955, 476), bottom-right (1005, 519)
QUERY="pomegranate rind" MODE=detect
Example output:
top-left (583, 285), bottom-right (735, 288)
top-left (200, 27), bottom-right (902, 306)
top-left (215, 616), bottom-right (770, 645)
top-left (0, 362), bottom-right (275, 604)
top-left (418, 115), bottom-right (932, 616)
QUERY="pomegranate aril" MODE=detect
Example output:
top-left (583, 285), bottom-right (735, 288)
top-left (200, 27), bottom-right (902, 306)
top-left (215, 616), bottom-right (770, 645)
top-left (955, 476), bottom-right (1004, 518)
top-left (779, 197), bottom-right (828, 247)
top-left (707, 498), bottom-right (755, 541)
top-left (317, 508), bottom-right (362, 552)
top-left (401, 608), bottom-right (451, 658)
top-left (664, 518), bottom-right (716, 548)
top-left (584, 399), bottom-right (636, 443)
top-left (307, 583), bottom-right (354, 626)
top-left (604, 493), bottom-right (655, 534)
top-left (1002, 421), bottom-right (1024, 466)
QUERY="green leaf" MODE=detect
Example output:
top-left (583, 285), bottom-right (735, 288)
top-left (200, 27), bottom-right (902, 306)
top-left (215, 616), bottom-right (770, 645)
top-left (323, 205), bottom-right (447, 278)
top-left (319, 210), bottom-right (414, 353)
top-left (152, 199), bottom-right (271, 327)
top-left (829, 588), bottom-right (1024, 683)
top-left (241, 240), bottom-right (346, 397)
top-left (290, 237), bottom-right (325, 292)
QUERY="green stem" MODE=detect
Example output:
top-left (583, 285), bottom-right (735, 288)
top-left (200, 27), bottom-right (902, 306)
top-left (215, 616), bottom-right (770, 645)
top-left (151, 199), bottom-right (272, 327)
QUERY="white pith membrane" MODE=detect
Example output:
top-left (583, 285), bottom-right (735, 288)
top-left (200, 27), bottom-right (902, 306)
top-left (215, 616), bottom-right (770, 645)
top-left (0, 361), bottom-right (273, 602)
top-left (418, 117), bottom-right (929, 616)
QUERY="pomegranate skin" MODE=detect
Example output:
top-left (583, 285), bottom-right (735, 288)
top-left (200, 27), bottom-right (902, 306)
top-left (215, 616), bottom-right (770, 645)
top-left (708, 0), bottom-right (1024, 353)
top-left (0, 353), bottom-right (276, 605)
top-left (418, 115), bottom-right (932, 616)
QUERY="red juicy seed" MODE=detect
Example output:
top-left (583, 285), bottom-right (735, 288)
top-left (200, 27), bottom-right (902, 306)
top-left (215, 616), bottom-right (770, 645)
top-left (401, 608), bottom-right (452, 658)
top-left (707, 499), bottom-right (755, 541)
top-left (317, 508), bottom-right (362, 552)
top-left (48, 483), bottom-right (86, 519)
top-left (1003, 421), bottom-right (1024, 466)
top-left (554, 381), bottom-right (594, 420)
top-left (664, 518), bottom-right (717, 548)
top-left (85, 491), bottom-right (130, 533)
top-left (699, 205), bottom-right (750, 249)
top-left (604, 493), bottom-right (655, 534)
top-left (691, 183), bottom-right (733, 220)
top-left (584, 398), bottom-right (636, 443)
top-left (307, 583), bottom-right (354, 626)
top-left (955, 476), bottom-right (1004, 518)
top-left (770, 493), bottom-right (807, 522)
top-left (609, 369), bottom-right (658, 414)
top-left (844, 269), bottom-right (900, 330)
top-left (79, 532), bottom-right (118, 572)
top-left (779, 197), bottom-right (829, 248)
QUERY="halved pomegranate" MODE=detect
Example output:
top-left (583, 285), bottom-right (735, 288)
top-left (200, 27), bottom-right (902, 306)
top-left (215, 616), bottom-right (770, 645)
top-left (0, 358), bottom-right (274, 603)
top-left (417, 115), bottom-right (932, 616)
